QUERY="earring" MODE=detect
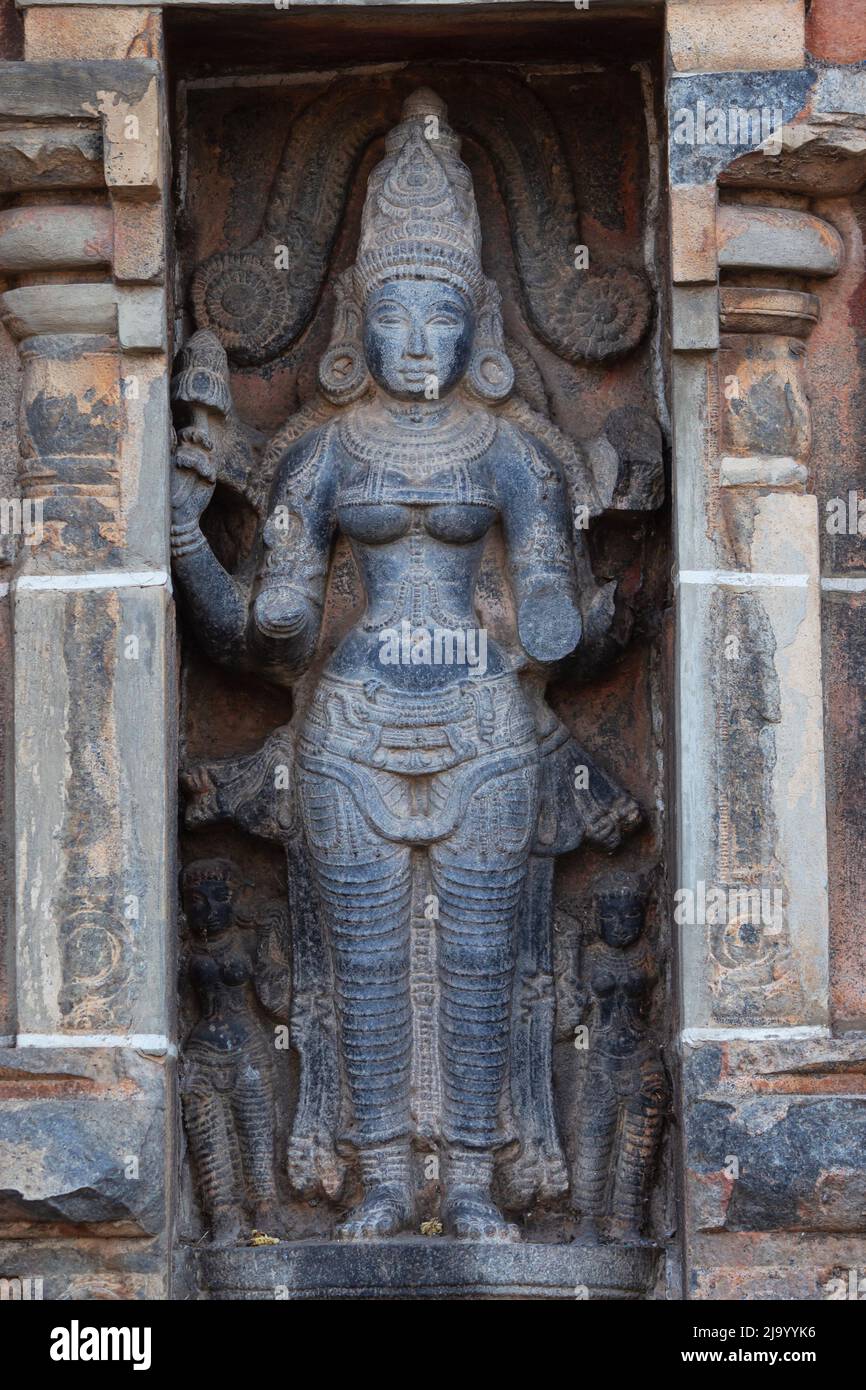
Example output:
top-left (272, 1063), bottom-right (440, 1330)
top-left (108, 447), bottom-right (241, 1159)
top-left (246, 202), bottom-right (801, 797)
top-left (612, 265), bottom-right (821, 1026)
top-left (318, 342), bottom-right (369, 404)
top-left (466, 347), bottom-right (514, 403)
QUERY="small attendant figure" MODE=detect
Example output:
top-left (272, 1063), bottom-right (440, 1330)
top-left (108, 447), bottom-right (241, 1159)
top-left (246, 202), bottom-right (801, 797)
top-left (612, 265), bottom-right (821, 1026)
top-left (180, 858), bottom-right (288, 1245)
top-left (572, 876), bottom-right (668, 1245)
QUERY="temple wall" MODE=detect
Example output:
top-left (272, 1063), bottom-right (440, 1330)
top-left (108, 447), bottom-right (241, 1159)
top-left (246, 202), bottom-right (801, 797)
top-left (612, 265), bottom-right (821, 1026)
top-left (0, 0), bottom-right (862, 1302)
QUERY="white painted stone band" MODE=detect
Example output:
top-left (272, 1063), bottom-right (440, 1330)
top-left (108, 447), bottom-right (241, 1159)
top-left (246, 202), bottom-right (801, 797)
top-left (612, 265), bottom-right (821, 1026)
top-left (677, 569), bottom-right (810, 588)
top-left (821, 577), bottom-right (866, 592)
top-left (681, 1025), bottom-right (831, 1044)
top-left (15, 1033), bottom-right (175, 1054)
top-left (14, 569), bottom-right (171, 592)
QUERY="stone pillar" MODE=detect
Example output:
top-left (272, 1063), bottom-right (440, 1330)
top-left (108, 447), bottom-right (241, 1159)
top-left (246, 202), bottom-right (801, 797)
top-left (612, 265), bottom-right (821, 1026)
top-left (0, 12), bottom-right (175, 1299)
top-left (667, 0), bottom-right (866, 1299)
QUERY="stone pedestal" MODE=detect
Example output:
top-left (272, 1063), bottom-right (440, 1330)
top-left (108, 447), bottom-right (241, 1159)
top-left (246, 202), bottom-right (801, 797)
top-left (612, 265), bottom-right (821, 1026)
top-left (197, 1240), bottom-right (658, 1302)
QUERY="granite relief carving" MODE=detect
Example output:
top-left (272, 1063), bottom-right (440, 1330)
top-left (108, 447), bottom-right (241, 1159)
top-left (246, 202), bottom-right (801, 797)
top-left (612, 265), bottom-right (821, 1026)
top-left (171, 77), bottom-right (667, 1290)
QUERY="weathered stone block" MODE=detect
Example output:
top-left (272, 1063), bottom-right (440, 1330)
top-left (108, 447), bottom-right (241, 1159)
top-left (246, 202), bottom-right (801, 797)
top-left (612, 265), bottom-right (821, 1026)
top-left (670, 183), bottom-right (717, 285)
top-left (13, 582), bottom-right (173, 1039)
top-left (0, 204), bottom-right (112, 273)
top-left (717, 204), bottom-right (843, 278)
top-left (667, 0), bottom-right (805, 75)
top-left (0, 124), bottom-right (103, 193)
top-left (0, 283), bottom-right (116, 339)
top-left (198, 1240), bottom-right (658, 1301)
top-left (677, 501), bottom-right (829, 1029)
top-left (683, 1037), bottom-right (866, 1236)
top-left (0, 1046), bottom-right (167, 1234)
top-left (24, 6), bottom-right (162, 63)
top-left (822, 592), bottom-right (866, 1029)
top-left (807, 0), bottom-right (866, 62)
top-left (671, 285), bottom-right (719, 350)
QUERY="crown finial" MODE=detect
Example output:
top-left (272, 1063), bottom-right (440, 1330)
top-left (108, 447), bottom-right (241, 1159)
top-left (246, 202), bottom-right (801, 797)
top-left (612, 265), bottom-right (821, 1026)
top-left (400, 88), bottom-right (448, 122)
top-left (353, 85), bottom-right (485, 306)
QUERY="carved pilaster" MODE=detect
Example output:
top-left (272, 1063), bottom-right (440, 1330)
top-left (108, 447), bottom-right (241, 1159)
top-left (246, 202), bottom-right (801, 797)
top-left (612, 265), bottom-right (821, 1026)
top-left (0, 35), bottom-right (174, 1301)
top-left (666, 2), bottom-right (866, 1298)
top-left (0, 57), bottom-right (167, 571)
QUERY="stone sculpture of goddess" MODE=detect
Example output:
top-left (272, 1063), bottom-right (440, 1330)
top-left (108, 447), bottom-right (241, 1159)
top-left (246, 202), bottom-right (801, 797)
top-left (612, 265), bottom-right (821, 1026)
top-left (171, 89), bottom-right (632, 1242)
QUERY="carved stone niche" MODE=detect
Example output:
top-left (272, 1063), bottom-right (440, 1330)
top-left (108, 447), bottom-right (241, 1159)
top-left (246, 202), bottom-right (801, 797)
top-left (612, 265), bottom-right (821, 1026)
top-left (169, 36), bottom-right (672, 1300)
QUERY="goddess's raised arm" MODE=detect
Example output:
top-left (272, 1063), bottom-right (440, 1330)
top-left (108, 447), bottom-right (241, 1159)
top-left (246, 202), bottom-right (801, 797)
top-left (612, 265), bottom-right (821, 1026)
top-left (170, 438), bottom-right (251, 670)
top-left (494, 423), bottom-right (583, 665)
top-left (171, 421), bottom-right (336, 684)
top-left (249, 425), bottom-right (337, 681)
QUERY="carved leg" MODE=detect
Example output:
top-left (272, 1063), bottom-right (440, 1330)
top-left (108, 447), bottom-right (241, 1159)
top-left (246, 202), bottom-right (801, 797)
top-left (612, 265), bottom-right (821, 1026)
top-left (572, 1064), bottom-right (617, 1242)
top-left (286, 838), bottom-right (346, 1202)
top-left (231, 1050), bottom-right (280, 1231)
top-left (441, 1147), bottom-right (520, 1242)
top-left (608, 1061), bottom-right (667, 1245)
top-left (338, 1138), bottom-right (414, 1240)
top-left (498, 854), bottom-right (570, 1210)
top-left (183, 1073), bottom-right (243, 1245)
top-left (300, 772), bottom-right (414, 1238)
top-left (432, 782), bottom-right (531, 1242)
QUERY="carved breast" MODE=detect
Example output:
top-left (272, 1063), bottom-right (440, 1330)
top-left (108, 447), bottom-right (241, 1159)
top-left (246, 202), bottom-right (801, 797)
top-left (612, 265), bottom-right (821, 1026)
top-left (338, 500), bottom-right (496, 546)
top-left (337, 457), bottom-right (498, 547)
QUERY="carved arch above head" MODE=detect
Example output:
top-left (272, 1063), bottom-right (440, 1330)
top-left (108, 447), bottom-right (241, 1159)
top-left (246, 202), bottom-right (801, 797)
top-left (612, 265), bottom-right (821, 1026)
top-left (188, 72), bottom-right (653, 370)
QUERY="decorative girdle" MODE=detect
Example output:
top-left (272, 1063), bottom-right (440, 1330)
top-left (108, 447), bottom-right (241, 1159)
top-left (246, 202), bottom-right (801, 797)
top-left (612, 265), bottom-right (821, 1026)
top-left (172, 86), bottom-right (665, 1250)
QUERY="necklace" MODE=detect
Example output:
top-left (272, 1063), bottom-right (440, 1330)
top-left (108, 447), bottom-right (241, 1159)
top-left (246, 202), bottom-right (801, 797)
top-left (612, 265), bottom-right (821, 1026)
top-left (339, 397), bottom-right (497, 471)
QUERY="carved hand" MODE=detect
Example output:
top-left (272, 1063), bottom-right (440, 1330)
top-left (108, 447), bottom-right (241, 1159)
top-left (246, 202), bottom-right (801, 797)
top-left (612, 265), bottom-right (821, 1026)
top-left (180, 763), bottom-right (218, 827)
top-left (517, 585), bottom-right (582, 663)
top-left (171, 440), bottom-right (217, 523)
top-left (253, 585), bottom-right (315, 641)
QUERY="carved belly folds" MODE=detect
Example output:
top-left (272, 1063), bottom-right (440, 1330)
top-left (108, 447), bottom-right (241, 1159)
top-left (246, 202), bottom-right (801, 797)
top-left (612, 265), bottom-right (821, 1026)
top-left (300, 671), bottom-right (535, 775)
top-left (297, 671), bottom-right (539, 847)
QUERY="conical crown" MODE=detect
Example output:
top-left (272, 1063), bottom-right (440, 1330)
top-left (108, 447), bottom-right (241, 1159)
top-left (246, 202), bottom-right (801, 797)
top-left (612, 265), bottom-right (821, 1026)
top-left (354, 89), bottom-right (485, 306)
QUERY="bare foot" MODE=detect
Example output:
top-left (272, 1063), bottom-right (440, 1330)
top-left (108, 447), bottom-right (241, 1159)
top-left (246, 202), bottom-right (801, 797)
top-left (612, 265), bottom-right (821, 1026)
top-left (250, 1199), bottom-right (284, 1238)
top-left (443, 1189), bottom-right (521, 1243)
top-left (574, 1214), bottom-right (604, 1245)
top-left (336, 1184), bottom-right (413, 1241)
top-left (209, 1209), bottom-right (244, 1247)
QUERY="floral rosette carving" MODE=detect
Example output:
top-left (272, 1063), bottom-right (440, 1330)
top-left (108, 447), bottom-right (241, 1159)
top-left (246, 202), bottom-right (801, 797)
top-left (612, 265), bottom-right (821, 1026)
top-left (190, 249), bottom-right (293, 365)
top-left (553, 266), bottom-right (652, 365)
